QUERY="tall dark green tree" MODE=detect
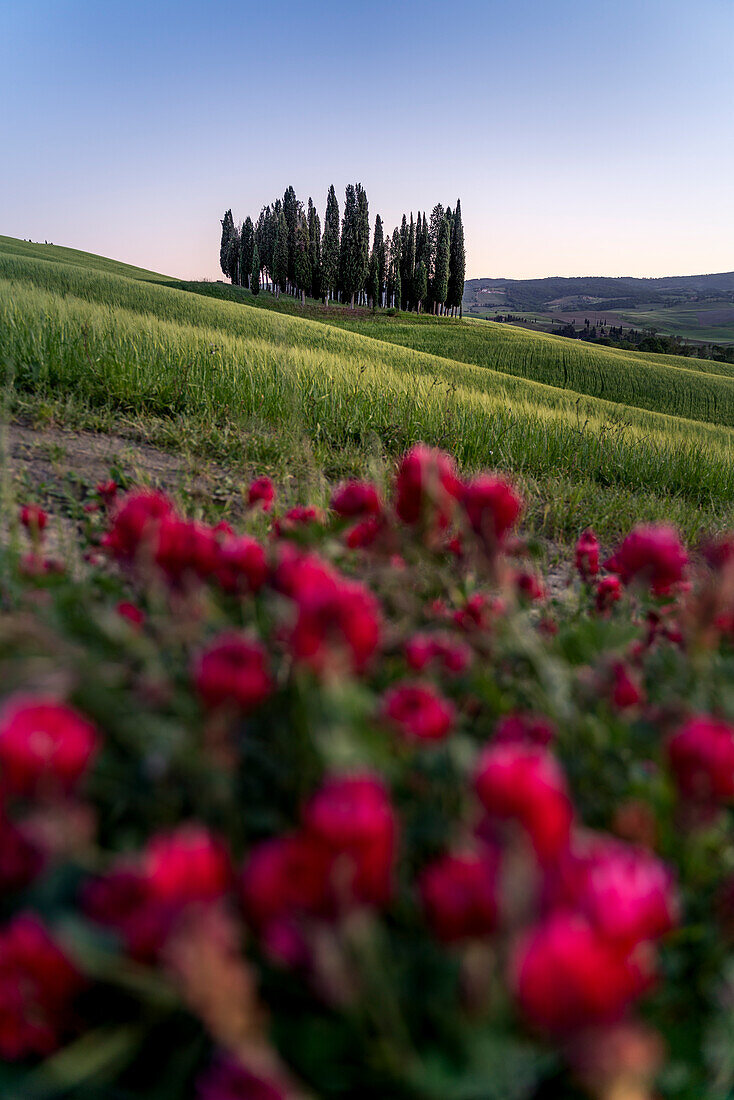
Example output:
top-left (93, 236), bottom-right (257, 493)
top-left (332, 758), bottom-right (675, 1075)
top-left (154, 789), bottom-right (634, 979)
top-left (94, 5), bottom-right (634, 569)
top-left (339, 184), bottom-right (361, 308)
top-left (283, 186), bottom-right (298, 291)
top-left (355, 183), bottom-right (370, 305)
top-left (399, 215), bottom-right (409, 309)
top-left (321, 185), bottom-right (340, 305)
top-left (220, 209), bottom-right (235, 280)
top-left (432, 214), bottom-right (450, 314)
top-left (226, 224), bottom-right (241, 284)
top-left (388, 228), bottom-right (402, 309)
top-left (372, 215), bottom-right (385, 308)
top-left (307, 198), bottom-right (322, 300)
top-left (251, 243), bottom-right (260, 295)
top-left (273, 210), bottom-right (289, 296)
top-left (239, 217), bottom-right (255, 290)
top-left (294, 209), bottom-right (311, 305)
top-left (405, 215), bottom-right (416, 310)
top-left (447, 199), bottom-right (466, 317)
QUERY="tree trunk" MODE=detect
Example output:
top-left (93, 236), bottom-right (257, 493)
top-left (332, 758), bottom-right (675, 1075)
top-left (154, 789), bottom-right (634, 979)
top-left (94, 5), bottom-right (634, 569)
top-left (351, 293), bottom-right (355, 308)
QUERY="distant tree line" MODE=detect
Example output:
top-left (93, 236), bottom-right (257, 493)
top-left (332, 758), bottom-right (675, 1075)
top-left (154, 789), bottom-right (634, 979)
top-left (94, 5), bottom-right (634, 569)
top-left (219, 185), bottom-right (465, 315)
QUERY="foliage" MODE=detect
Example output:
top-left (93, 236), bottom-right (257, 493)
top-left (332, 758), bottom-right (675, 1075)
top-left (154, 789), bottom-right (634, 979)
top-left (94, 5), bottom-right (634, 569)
top-left (3, 445), bottom-right (734, 1099)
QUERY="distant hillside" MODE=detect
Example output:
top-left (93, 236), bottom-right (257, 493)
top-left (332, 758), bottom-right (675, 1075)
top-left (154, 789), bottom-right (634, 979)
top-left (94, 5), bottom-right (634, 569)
top-left (464, 271), bottom-right (734, 313)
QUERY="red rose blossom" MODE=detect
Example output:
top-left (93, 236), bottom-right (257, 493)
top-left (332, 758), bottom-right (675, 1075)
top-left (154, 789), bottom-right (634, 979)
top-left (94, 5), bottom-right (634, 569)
top-left (103, 489), bottom-right (175, 562)
top-left (575, 529), bottom-right (600, 581)
top-left (667, 715), bottom-right (734, 802)
top-left (215, 535), bottom-right (267, 594)
top-left (513, 912), bottom-right (652, 1034)
top-left (462, 475), bottom-right (522, 553)
top-left (247, 476), bottom-right (275, 512)
top-left (494, 712), bottom-right (556, 747)
top-left (289, 577), bottom-right (381, 675)
top-left (117, 600), bottom-right (145, 628)
top-left (0, 914), bottom-right (84, 1059)
top-left (394, 445), bottom-right (463, 529)
top-left (143, 824), bottom-right (231, 905)
top-left (381, 682), bottom-right (455, 743)
top-left (419, 850), bottom-right (499, 943)
top-left (240, 834), bottom-right (332, 928)
top-left (475, 741), bottom-right (573, 861)
top-left (193, 634), bottom-right (272, 711)
top-left (595, 574), bottom-right (623, 613)
top-left (331, 481), bottom-right (381, 518)
top-left (611, 661), bottom-right (644, 709)
top-left (20, 504), bottom-right (48, 538)
top-left (605, 525), bottom-right (688, 596)
top-left (0, 696), bottom-right (98, 797)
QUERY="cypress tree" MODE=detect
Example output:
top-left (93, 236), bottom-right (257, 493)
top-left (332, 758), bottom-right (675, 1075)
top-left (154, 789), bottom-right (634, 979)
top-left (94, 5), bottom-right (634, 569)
top-left (399, 215), bottom-right (409, 309)
top-left (219, 209), bottom-right (235, 279)
top-left (355, 183), bottom-right (370, 305)
top-left (251, 243), bottom-right (260, 295)
top-left (283, 186), bottom-right (298, 291)
top-left (388, 227), bottom-right (402, 309)
top-left (307, 198), bottom-right (322, 300)
top-left (339, 184), bottom-right (361, 308)
top-left (433, 214), bottom-right (450, 314)
top-left (273, 210), bottom-right (289, 296)
top-left (321, 185), bottom-right (340, 305)
top-left (447, 199), bottom-right (466, 317)
top-left (226, 224), bottom-right (241, 284)
top-left (372, 215), bottom-right (385, 307)
top-left (415, 260), bottom-right (427, 313)
top-left (239, 217), bottom-right (255, 290)
top-left (406, 215), bottom-right (416, 311)
top-left (294, 209), bottom-right (311, 306)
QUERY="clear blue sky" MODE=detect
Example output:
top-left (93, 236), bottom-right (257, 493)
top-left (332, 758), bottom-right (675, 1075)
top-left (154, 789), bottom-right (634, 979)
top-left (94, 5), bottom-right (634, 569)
top-left (2, 0), bottom-right (733, 281)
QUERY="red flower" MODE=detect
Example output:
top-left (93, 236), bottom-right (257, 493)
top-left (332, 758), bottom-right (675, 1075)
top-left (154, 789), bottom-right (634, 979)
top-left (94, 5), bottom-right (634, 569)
top-left (154, 517), bottom-right (220, 584)
top-left (193, 634), bottom-right (272, 711)
top-left (667, 715), bottom-right (734, 802)
top-left (475, 742), bottom-right (573, 861)
top-left (197, 1055), bottom-right (287, 1100)
top-left (331, 481), bottom-right (381, 518)
top-left (82, 868), bottom-right (173, 962)
top-left (215, 535), bottom-right (267, 594)
top-left (514, 570), bottom-right (545, 602)
top-left (271, 547), bottom-right (336, 599)
top-left (20, 504), bottom-right (48, 538)
top-left (494, 712), bottom-right (556, 747)
top-left (419, 850), bottom-right (499, 942)
top-left (95, 480), bottom-right (118, 506)
top-left (345, 516), bottom-right (384, 549)
top-left (513, 912), bottom-right (652, 1034)
top-left (117, 600), bottom-right (145, 628)
top-left (462, 475), bottom-right (522, 553)
top-left (247, 476), bottom-right (275, 512)
top-left (605, 525), bottom-right (688, 596)
top-left (566, 838), bottom-right (678, 950)
top-left (0, 696), bottom-right (98, 797)
top-left (303, 774), bottom-right (397, 908)
top-left (381, 683), bottom-right (455, 743)
top-left (143, 824), bottom-right (231, 905)
top-left (611, 661), bottom-right (644, 709)
top-left (240, 834), bottom-right (331, 927)
top-left (103, 489), bottom-right (174, 562)
top-left (394, 445), bottom-right (463, 529)
top-left (274, 506), bottom-right (324, 537)
top-left (575, 529), bottom-right (600, 581)
top-left (290, 578), bottom-right (381, 675)
top-left (404, 633), bottom-right (472, 675)
top-left (595, 575), bottom-right (623, 613)
top-left (0, 914), bottom-right (84, 1059)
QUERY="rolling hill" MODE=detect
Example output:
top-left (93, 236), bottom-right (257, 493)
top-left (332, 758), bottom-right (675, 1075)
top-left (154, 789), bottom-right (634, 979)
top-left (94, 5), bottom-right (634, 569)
top-left (2, 234), bottom-right (734, 545)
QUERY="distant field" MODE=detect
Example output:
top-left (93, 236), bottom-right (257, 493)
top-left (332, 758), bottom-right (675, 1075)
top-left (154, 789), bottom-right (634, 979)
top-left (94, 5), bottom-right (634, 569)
top-left (3, 236), bottom-right (734, 544)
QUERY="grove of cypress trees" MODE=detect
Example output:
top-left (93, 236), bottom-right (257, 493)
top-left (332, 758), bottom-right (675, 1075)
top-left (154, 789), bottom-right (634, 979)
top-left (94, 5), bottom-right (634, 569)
top-left (321, 185), bottom-right (340, 305)
top-left (432, 214), bottom-right (450, 314)
top-left (251, 243), bottom-right (260, 295)
top-left (447, 199), bottom-right (466, 317)
top-left (220, 209), bottom-right (235, 279)
top-left (239, 217), bottom-right (255, 290)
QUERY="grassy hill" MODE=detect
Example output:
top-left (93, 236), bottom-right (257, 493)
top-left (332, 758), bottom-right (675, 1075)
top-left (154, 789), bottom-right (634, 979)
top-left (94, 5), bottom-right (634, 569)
top-left (2, 235), bottom-right (734, 544)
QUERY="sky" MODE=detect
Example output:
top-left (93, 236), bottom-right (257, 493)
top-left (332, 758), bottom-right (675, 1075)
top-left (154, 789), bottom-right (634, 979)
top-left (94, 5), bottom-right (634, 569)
top-left (2, 0), bottom-right (733, 282)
